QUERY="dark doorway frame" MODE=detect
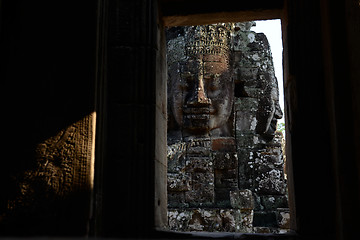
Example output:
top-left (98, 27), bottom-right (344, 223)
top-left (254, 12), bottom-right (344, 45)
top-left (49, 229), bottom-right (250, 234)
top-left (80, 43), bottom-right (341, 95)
top-left (93, 0), bottom-right (360, 239)
top-left (156, 0), bottom-right (296, 237)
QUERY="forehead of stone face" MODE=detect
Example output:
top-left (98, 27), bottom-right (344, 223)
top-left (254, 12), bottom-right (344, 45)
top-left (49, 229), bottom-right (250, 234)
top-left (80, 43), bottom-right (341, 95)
top-left (180, 54), bottom-right (230, 77)
top-left (181, 57), bottom-right (201, 73)
top-left (203, 55), bottom-right (230, 75)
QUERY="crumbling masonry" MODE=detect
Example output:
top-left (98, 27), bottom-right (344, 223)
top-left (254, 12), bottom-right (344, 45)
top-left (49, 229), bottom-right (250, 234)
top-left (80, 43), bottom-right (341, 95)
top-left (166, 22), bottom-right (289, 233)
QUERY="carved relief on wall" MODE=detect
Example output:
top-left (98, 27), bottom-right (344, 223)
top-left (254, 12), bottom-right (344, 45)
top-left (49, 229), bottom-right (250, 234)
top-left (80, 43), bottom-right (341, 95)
top-left (3, 113), bottom-right (95, 230)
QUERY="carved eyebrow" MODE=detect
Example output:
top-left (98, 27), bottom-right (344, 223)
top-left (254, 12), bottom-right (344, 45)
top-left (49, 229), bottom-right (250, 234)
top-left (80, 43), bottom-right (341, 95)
top-left (203, 73), bottom-right (214, 77)
top-left (180, 71), bottom-right (193, 77)
top-left (203, 73), bottom-right (220, 79)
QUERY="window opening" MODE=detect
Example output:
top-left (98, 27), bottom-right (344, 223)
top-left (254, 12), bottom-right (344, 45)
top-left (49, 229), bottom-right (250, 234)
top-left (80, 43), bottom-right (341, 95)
top-left (165, 20), bottom-right (289, 234)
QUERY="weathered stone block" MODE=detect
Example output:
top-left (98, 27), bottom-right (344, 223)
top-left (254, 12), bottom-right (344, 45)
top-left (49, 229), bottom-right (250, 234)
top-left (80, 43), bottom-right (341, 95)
top-left (167, 142), bottom-right (187, 172)
top-left (185, 156), bottom-right (213, 173)
top-left (233, 51), bottom-right (243, 62)
top-left (253, 193), bottom-right (264, 211)
top-left (261, 195), bottom-right (288, 210)
top-left (212, 152), bottom-right (238, 169)
top-left (211, 137), bottom-right (236, 152)
top-left (253, 227), bottom-right (276, 234)
top-left (237, 67), bottom-right (259, 82)
top-left (230, 189), bottom-right (254, 210)
top-left (234, 97), bottom-right (258, 112)
top-left (254, 168), bottom-right (287, 195)
top-left (187, 210), bottom-right (208, 231)
top-left (237, 150), bottom-right (257, 190)
top-left (191, 171), bottom-right (214, 186)
top-left (187, 138), bottom-right (211, 148)
top-left (235, 111), bottom-right (257, 133)
top-left (186, 138), bottom-right (211, 155)
top-left (236, 132), bottom-right (260, 148)
top-left (239, 209), bottom-right (254, 233)
top-left (186, 146), bottom-right (211, 156)
top-left (185, 172), bottom-right (214, 206)
top-left (243, 86), bottom-right (263, 98)
top-left (185, 191), bottom-right (214, 207)
top-left (168, 208), bottom-right (251, 232)
top-left (253, 211), bottom-right (278, 227)
top-left (254, 155), bottom-right (283, 174)
top-left (168, 192), bottom-right (188, 208)
top-left (276, 208), bottom-right (290, 229)
top-left (215, 169), bottom-right (238, 189)
top-left (215, 188), bottom-right (231, 207)
top-left (168, 210), bottom-right (191, 231)
top-left (167, 173), bottom-right (191, 192)
top-left (219, 209), bottom-right (242, 232)
top-left (262, 154), bottom-right (283, 168)
top-left (237, 149), bottom-right (254, 164)
top-left (216, 178), bottom-right (238, 190)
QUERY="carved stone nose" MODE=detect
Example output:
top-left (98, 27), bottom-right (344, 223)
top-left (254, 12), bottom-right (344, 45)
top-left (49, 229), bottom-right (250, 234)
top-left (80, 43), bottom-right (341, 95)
top-left (274, 103), bottom-right (283, 119)
top-left (187, 75), bottom-right (211, 106)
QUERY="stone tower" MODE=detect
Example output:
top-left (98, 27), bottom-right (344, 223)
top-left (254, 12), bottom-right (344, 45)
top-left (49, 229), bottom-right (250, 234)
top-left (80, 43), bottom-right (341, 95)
top-left (166, 22), bottom-right (289, 233)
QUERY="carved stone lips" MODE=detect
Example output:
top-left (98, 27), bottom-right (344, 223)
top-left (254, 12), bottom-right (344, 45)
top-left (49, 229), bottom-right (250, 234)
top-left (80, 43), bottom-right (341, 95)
top-left (184, 114), bottom-right (209, 121)
top-left (183, 107), bottom-right (214, 115)
top-left (183, 108), bottom-right (213, 122)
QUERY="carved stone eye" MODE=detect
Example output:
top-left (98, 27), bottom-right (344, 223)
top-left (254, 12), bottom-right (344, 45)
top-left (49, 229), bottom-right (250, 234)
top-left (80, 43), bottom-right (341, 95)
top-left (204, 75), bottom-right (220, 91)
top-left (178, 80), bottom-right (189, 90)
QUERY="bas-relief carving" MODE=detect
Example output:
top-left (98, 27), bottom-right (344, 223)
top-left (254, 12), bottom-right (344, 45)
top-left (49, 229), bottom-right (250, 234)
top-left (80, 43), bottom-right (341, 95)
top-left (3, 113), bottom-right (95, 227)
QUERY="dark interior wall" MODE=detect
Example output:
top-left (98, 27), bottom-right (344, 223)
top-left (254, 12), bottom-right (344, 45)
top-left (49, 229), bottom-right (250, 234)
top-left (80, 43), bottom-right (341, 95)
top-left (160, 0), bottom-right (284, 18)
top-left (284, 0), bottom-right (338, 238)
top-left (94, 0), bottom-right (163, 237)
top-left (160, 0), bottom-right (285, 26)
top-left (0, 0), bottom-right (97, 128)
top-left (324, 1), bottom-right (360, 239)
top-left (283, 0), bottom-right (360, 239)
top-left (0, 0), bottom-right (97, 236)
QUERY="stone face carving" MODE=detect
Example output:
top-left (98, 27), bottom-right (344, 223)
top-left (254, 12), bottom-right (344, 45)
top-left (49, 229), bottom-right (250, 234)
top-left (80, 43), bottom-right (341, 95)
top-left (231, 22), bottom-right (283, 139)
top-left (167, 24), bottom-right (243, 231)
top-left (166, 22), bottom-right (289, 233)
top-left (167, 24), bottom-right (234, 138)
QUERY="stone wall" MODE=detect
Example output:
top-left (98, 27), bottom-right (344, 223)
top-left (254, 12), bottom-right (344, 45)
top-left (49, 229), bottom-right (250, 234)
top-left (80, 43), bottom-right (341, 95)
top-left (166, 22), bottom-right (289, 233)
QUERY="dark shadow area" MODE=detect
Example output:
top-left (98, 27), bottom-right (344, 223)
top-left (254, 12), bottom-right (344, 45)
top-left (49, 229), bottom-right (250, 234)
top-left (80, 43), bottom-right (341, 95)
top-left (0, 0), bottom-right (97, 236)
top-left (161, 0), bottom-right (284, 17)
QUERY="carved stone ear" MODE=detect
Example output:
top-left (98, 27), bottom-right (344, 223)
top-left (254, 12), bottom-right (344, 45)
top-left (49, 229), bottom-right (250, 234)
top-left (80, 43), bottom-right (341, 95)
top-left (234, 80), bottom-right (249, 98)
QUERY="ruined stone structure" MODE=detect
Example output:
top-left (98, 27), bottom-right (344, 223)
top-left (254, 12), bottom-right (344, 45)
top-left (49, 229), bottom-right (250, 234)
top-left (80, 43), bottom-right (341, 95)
top-left (166, 22), bottom-right (289, 233)
top-left (232, 22), bottom-right (289, 233)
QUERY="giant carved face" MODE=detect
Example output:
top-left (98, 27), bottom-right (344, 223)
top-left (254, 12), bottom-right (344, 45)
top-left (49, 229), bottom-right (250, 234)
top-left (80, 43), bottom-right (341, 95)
top-left (169, 53), bottom-right (234, 134)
